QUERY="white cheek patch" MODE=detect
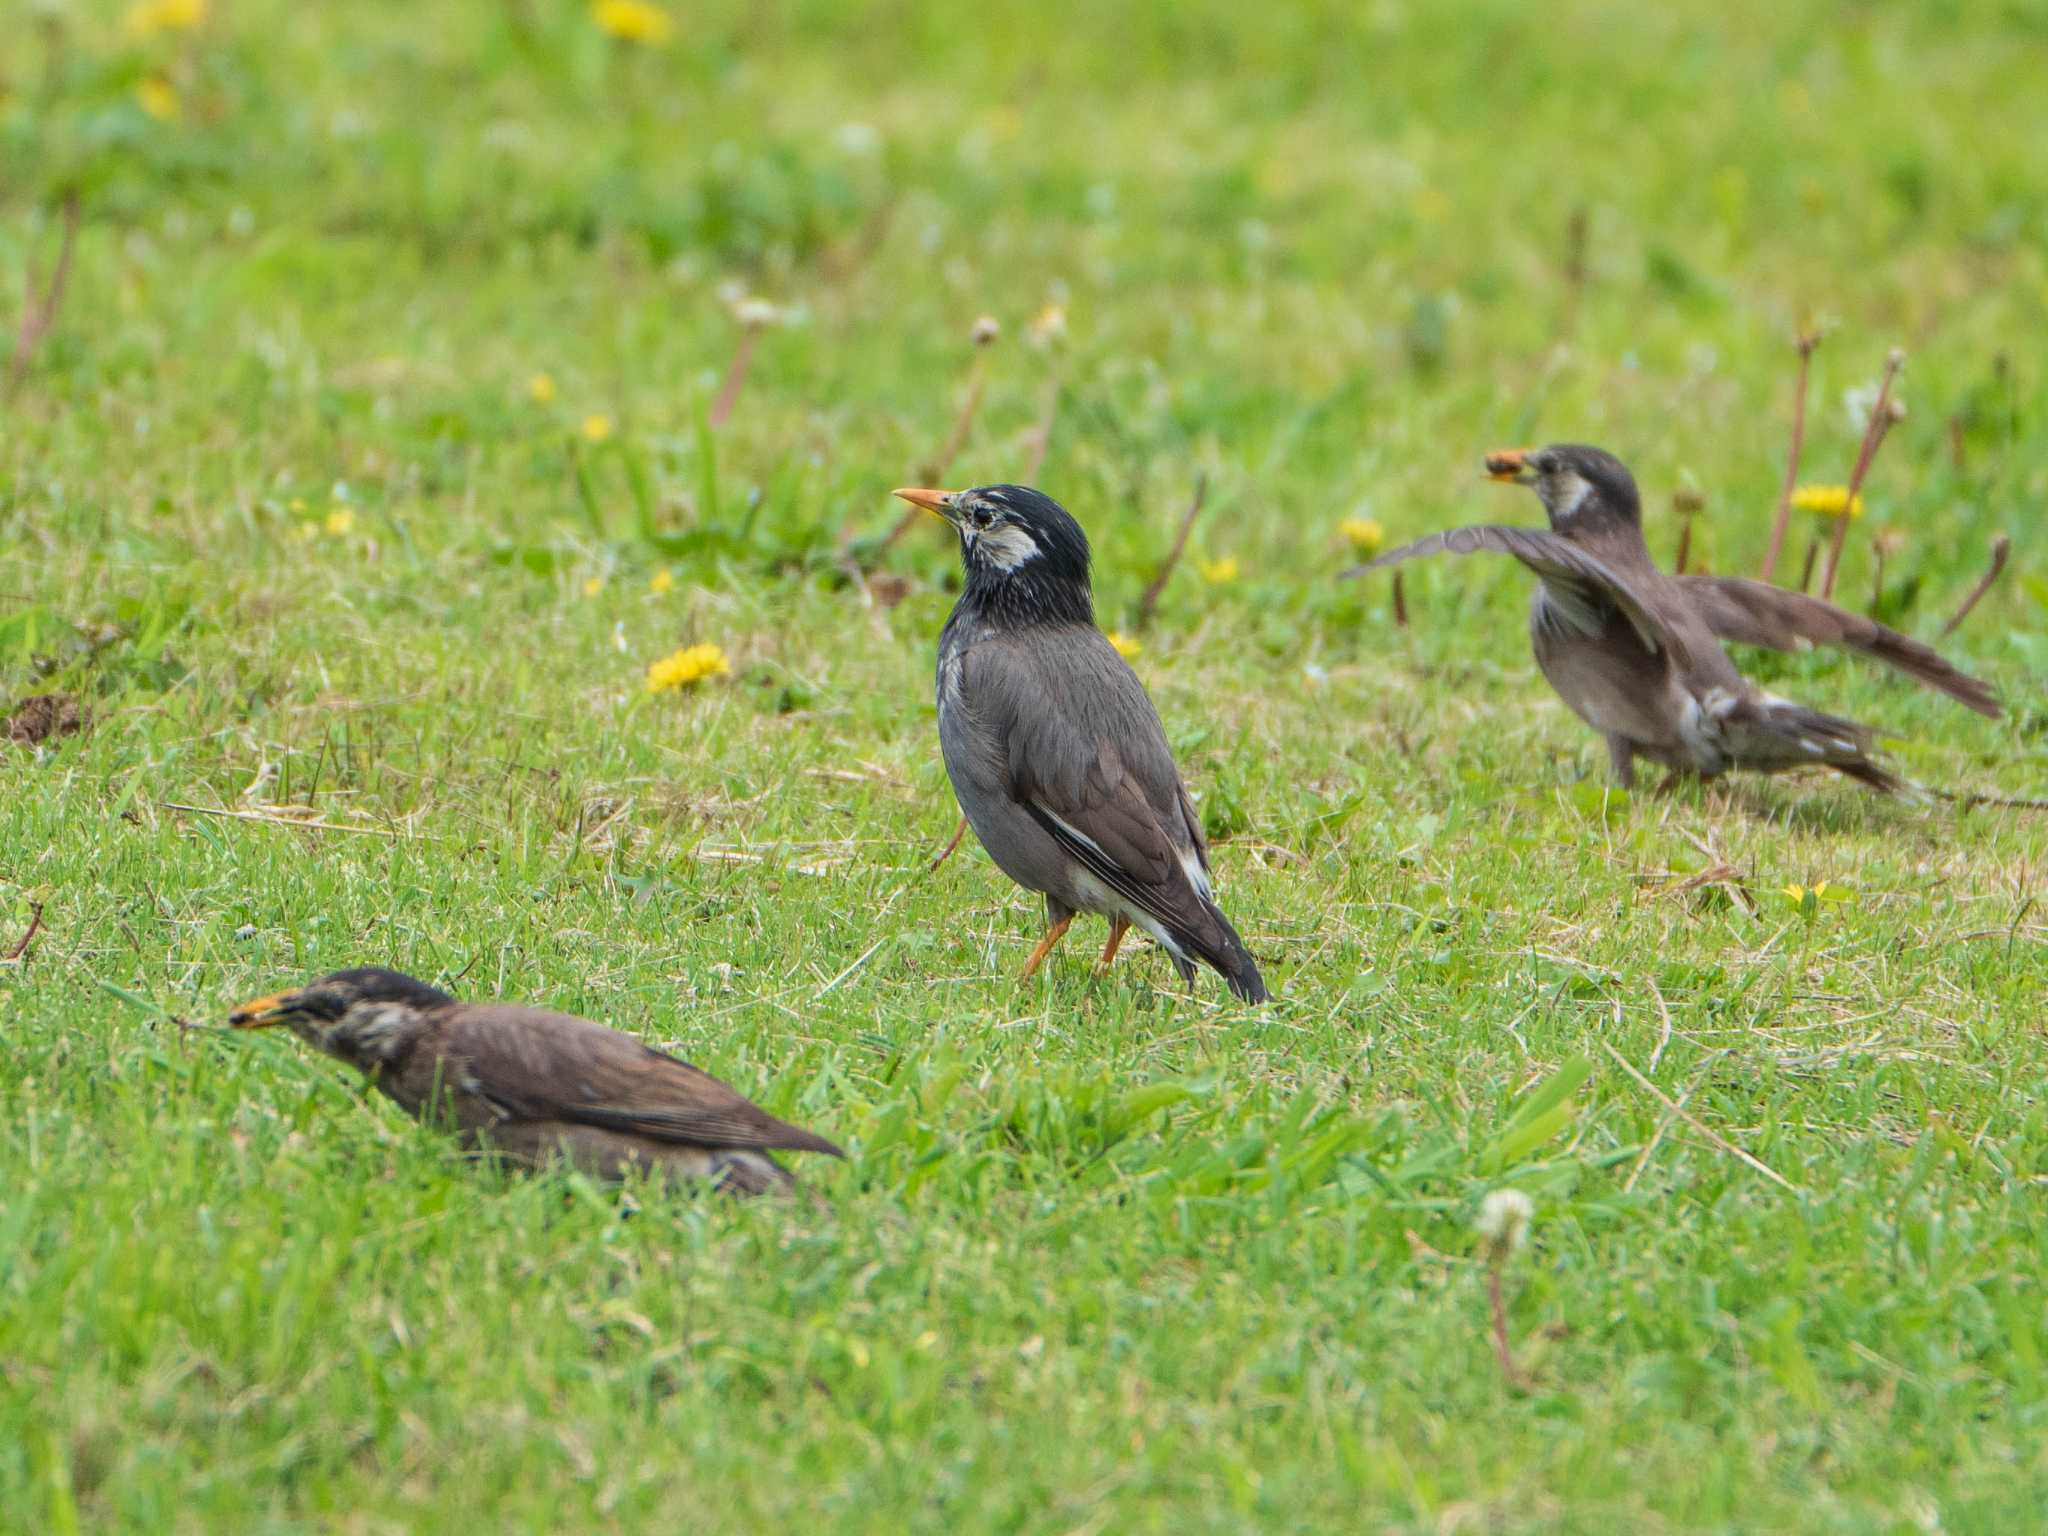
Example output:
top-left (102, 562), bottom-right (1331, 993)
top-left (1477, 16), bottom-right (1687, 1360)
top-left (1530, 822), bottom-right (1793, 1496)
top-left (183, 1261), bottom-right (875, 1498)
top-left (1549, 472), bottom-right (1594, 522)
top-left (975, 522), bottom-right (1042, 570)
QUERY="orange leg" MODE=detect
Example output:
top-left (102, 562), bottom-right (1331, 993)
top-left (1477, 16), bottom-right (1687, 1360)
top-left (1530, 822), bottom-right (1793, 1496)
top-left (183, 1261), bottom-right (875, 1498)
top-left (1095, 917), bottom-right (1130, 974)
top-left (1017, 914), bottom-right (1074, 982)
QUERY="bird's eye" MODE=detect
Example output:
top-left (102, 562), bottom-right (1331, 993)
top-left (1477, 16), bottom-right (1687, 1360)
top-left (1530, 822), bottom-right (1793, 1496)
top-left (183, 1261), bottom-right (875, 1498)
top-left (969, 505), bottom-right (993, 529)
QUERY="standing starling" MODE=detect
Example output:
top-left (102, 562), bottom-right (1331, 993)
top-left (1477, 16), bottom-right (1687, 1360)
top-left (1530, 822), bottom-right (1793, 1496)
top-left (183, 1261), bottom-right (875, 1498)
top-left (892, 484), bottom-right (1270, 1002)
top-left (1350, 444), bottom-right (1999, 791)
top-left (229, 968), bottom-right (843, 1193)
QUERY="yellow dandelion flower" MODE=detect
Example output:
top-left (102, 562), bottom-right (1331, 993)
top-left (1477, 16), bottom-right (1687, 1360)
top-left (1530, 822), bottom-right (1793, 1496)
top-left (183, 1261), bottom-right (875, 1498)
top-left (528, 372), bottom-right (557, 404)
top-left (1791, 485), bottom-right (1865, 520)
top-left (1106, 630), bottom-right (1140, 660)
top-left (1196, 556), bottom-right (1240, 585)
top-left (1782, 882), bottom-right (1807, 905)
top-left (645, 643), bottom-right (732, 693)
top-left (593, 0), bottom-right (673, 45)
top-left (323, 508), bottom-right (355, 536)
top-left (582, 414), bottom-right (613, 443)
top-left (583, 576), bottom-right (606, 598)
top-left (1340, 517), bottom-right (1385, 557)
top-left (135, 77), bottom-right (180, 122)
top-left (649, 568), bottom-right (675, 594)
top-left (125, 0), bottom-right (206, 37)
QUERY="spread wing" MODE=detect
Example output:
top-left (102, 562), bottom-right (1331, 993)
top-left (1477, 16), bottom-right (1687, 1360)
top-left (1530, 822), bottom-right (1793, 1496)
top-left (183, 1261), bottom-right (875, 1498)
top-left (1347, 525), bottom-right (1688, 665)
top-left (444, 1005), bottom-right (844, 1156)
top-left (1676, 576), bottom-right (2000, 718)
top-left (964, 628), bottom-right (1219, 938)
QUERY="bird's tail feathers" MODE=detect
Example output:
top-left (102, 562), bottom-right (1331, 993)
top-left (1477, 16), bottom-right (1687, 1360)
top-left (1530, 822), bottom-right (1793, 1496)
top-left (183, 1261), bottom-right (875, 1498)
top-left (1170, 900), bottom-right (1271, 1005)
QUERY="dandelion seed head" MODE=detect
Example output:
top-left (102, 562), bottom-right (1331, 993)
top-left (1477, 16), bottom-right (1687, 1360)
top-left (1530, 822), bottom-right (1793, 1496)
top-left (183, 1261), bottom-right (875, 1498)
top-left (1475, 1188), bottom-right (1533, 1257)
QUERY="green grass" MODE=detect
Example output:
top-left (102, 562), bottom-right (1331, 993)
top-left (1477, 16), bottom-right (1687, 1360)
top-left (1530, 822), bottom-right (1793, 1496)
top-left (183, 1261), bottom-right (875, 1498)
top-left (5, 0), bottom-right (2048, 1529)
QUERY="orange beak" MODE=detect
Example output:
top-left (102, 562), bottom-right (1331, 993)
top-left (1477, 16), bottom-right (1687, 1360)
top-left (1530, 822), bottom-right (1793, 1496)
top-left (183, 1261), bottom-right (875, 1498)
top-left (1485, 449), bottom-right (1533, 483)
top-left (228, 992), bottom-right (296, 1028)
top-left (892, 487), bottom-right (959, 522)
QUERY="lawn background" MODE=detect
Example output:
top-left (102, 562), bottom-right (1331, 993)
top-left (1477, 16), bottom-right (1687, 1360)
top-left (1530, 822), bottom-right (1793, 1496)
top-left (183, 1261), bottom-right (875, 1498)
top-left (4, 0), bottom-right (2047, 1530)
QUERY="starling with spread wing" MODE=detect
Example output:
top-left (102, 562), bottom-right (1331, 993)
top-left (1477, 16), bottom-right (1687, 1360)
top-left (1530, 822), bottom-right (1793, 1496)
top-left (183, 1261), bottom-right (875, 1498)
top-left (1348, 444), bottom-right (1998, 791)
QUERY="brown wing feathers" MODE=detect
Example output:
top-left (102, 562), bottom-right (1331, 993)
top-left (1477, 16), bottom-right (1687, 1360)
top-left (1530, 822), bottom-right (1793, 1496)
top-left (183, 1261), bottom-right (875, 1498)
top-left (446, 1007), bottom-right (844, 1157)
top-left (1677, 576), bottom-right (2000, 718)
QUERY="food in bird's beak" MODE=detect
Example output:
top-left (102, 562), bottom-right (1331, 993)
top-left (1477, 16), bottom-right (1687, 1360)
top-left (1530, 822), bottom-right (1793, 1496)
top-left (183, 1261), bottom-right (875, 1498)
top-left (1485, 449), bottom-right (1532, 483)
top-left (228, 993), bottom-right (293, 1028)
top-left (891, 487), bottom-right (958, 521)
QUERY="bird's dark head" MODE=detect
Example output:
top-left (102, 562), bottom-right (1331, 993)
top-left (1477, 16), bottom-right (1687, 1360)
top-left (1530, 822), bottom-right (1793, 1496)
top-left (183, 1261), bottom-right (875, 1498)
top-left (229, 967), bottom-right (453, 1066)
top-left (892, 484), bottom-right (1094, 625)
top-left (1486, 444), bottom-right (1641, 531)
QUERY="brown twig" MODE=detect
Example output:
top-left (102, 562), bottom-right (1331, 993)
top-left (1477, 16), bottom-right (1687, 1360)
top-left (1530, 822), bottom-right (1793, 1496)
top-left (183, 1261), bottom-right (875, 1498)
top-left (1939, 534), bottom-right (2009, 639)
top-left (707, 327), bottom-right (760, 430)
top-left (1486, 1265), bottom-right (1523, 1389)
top-left (1796, 537), bottom-right (1818, 594)
top-left (7, 189), bottom-right (82, 396)
top-left (1133, 474), bottom-right (1210, 633)
top-left (1819, 348), bottom-right (1905, 602)
top-left (1392, 570), bottom-right (1408, 628)
top-left (1946, 414), bottom-right (1966, 472)
top-left (2, 902), bottom-right (44, 964)
top-left (1759, 331), bottom-right (1821, 584)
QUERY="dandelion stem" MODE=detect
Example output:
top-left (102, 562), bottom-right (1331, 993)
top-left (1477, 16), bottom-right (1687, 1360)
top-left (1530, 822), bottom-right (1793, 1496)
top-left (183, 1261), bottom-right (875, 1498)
top-left (1560, 205), bottom-right (1588, 339)
top-left (877, 328), bottom-right (1000, 558)
top-left (6, 188), bottom-right (81, 397)
top-left (708, 327), bottom-right (760, 430)
top-left (1939, 534), bottom-right (2009, 640)
top-left (1392, 569), bottom-right (1408, 629)
top-left (1134, 474), bottom-right (1210, 633)
top-left (926, 814), bottom-right (970, 874)
top-left (1760, 331), bottom-right (1821, 584)
top-left (1486, 1265), bottom-right (1523, 1389)
top-left (2, 901), bottom-right (44, 965)
top-left (1796, 537), bottom-right (1818, 594)
top-left (926, 355), bottom-right (988, 484)
top-left (1819, 348), bottom-right (1904, 602)
top-left (1024, 374), bottom-right (1062, 484)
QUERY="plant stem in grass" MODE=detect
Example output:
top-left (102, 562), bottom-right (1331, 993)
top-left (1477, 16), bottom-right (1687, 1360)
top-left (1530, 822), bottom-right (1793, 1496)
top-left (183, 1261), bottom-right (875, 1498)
top-left (1392, 570), bottom-right (1408, 628)
top-left (708, 327), bottom-right (760, 430)
top-left (1940, 534), bottom-right (2009, 639)
top-left (1487, 1265), bottom-right (1523, 1390)
top-left (877, 320), bottom-right (1001, 557)
top-left (6, 189), bottom-right (81, 397)
top-left (1819, 348), bottom-right (1904, 602)
top-left (1133, 474), bottom-right (1210, 633)
top-left (1760, 331), bottom-right (1821, 584)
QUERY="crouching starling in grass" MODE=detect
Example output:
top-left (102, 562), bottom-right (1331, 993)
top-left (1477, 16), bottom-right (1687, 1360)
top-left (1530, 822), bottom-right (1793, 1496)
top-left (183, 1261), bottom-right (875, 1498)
top-left (229, 968), bottom-right (843, 1194)
top-left (892, 484), bottom-right (1270, 1003)
top-left (1347, 444), bottom-right (1999, 793)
